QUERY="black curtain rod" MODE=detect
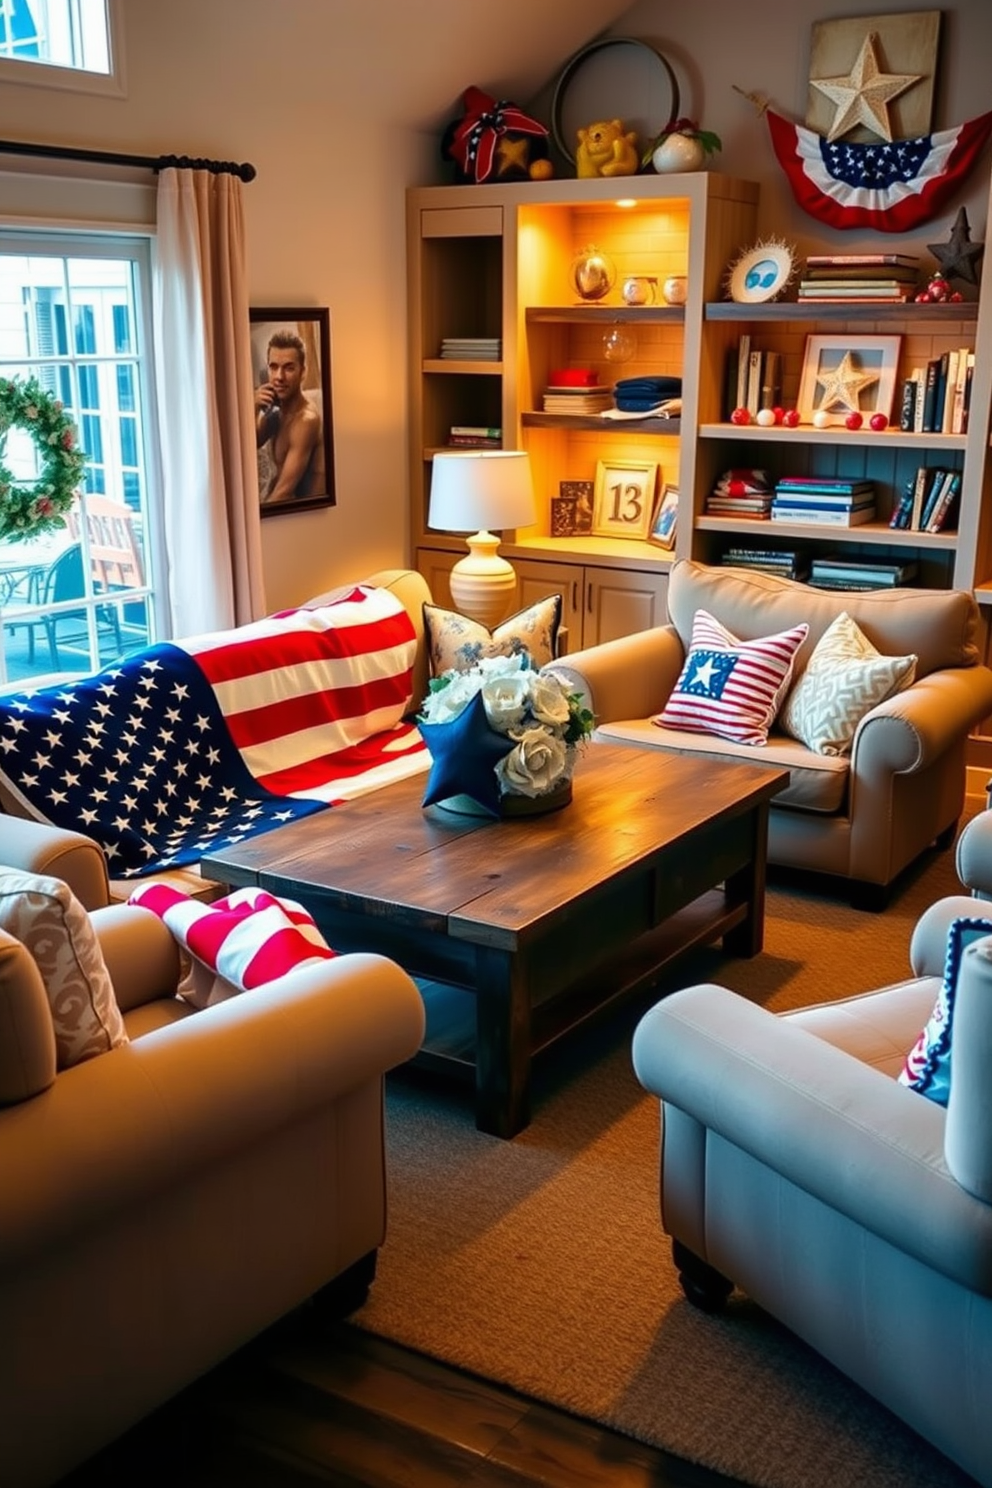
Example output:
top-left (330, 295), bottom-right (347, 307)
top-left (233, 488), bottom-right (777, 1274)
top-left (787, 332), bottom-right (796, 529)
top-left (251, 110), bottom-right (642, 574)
top-left (0, 137), bottom-right (256, 182)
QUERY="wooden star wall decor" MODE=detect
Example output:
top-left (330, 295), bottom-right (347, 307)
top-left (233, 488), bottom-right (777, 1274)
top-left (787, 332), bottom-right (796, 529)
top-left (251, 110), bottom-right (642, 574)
top-left (806, 11), bottom-right (940, 145)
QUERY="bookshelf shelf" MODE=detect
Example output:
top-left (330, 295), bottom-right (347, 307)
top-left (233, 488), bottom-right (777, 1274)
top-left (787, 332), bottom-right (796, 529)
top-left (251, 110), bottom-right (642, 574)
top-left (705, 301), bottom-right (979, 324)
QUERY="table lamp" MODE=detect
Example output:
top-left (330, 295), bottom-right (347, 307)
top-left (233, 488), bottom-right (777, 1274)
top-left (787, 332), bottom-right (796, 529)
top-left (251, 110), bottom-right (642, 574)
top-left (428, 450), bottom-right (536, 627)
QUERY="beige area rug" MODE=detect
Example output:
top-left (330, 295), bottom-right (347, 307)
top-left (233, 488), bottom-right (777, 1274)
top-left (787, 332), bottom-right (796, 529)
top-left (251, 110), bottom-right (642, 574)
top-left (356, 818), bottom-right (984, 1488)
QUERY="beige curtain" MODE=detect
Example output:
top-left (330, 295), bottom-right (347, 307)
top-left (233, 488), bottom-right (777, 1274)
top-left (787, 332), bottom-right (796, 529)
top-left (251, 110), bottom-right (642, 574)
top-left (152, 167), bottom-right (266, 635)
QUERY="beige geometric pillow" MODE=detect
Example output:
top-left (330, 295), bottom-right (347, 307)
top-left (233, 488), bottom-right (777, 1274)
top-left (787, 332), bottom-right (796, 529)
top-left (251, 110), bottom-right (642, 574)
top-left (780, 611), bottom-right (917, 757)
top-left (0, 870), bottom-right (127, 1068)
top-left (424, 594), bottom-right (562, 677)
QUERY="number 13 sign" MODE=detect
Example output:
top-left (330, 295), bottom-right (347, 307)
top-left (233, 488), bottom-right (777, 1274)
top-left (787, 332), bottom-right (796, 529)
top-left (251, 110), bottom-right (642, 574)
top-left (592, 459), bottom-right (659, 541)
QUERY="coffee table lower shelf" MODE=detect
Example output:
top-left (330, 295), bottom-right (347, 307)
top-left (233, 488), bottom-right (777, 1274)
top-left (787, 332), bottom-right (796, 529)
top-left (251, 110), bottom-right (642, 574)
top-left (406, 886), bottom-right (742, 1083)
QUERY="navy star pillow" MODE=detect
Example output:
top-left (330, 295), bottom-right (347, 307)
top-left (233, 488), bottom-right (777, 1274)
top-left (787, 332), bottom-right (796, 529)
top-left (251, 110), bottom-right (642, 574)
top-left (419, 690), bottom-right (513, 817)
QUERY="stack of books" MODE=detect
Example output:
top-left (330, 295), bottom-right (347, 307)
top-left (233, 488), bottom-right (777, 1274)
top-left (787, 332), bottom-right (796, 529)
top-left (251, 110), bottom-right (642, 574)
top-left (706, 468), bottom-right (773, 519)
top-left (889, 466), bottom-right (962, 532)
top-left (720, 546), bottom-right (810, 580)
top-left (541, 384), bottom-right (614, 414)
top-left (797, 253), bottom-right (919, 303)
top-left (771, 476), bottom-right (876, 527)
top-left (439, 337), bottom-right (501, 360)
top-left (447, 425), bottom-right (502, 448)
top-left (898, 350), bottom-right (975, 434)
top-left (809, 556), bottom-right (920, 591)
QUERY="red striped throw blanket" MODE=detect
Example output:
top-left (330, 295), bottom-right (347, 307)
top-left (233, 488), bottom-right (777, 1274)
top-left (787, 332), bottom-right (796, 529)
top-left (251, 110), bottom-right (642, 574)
top-left (0, 584), bottom-right (428, 877)
top-left (129, 882), bottom-right (337, 1007)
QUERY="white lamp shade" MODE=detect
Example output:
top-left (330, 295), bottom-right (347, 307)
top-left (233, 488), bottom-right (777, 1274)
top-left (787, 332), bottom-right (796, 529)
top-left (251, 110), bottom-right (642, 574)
top-left (428, 450), bottom-right (536, 533)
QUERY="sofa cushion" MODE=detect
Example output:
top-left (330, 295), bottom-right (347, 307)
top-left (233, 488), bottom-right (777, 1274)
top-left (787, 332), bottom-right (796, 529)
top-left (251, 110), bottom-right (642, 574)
top-left (594, 722), bottom-right (849, 814)
top-left (128, 882), bottom-right (337, 1008)
top-left (667, 559), bottom-right (981, 679)
top-left (656, 608), bottom-right (809, 746)
top-left (898, 916), bottom-right (992, 1105)
top-left (780, 611), bottom-right (917, 756)
top-left (0, 870), bottom-right (127, 1068)
top-left (424, 595), bottom-right (562, 677)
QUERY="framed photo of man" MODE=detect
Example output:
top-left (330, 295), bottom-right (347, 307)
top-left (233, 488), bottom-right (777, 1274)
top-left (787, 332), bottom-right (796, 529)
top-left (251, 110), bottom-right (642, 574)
top-left (250, 308), bottom-right (335, 515)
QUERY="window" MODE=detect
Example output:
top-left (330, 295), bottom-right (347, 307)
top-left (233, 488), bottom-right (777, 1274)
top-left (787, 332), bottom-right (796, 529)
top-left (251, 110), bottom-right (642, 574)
top-left (0, 0), bottom-right (123, 95)
top-left (0, 230), bottom-right (162, 691)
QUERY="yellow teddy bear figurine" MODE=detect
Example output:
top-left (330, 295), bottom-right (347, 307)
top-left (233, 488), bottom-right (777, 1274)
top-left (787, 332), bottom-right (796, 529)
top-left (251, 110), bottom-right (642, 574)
top-left (575, 119), bottom-right (640, 179)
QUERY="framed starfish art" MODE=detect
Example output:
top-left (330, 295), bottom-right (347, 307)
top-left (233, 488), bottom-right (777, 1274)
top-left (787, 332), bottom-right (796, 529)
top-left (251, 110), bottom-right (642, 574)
top-left (797, 334), bottom-right (902, 427)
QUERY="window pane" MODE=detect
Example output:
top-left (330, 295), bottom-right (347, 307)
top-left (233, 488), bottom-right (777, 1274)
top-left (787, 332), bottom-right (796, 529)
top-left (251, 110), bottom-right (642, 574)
top-left (0, 235), bottom-right (157, 690)
top-left (0, 0), bottom-right (112, 74)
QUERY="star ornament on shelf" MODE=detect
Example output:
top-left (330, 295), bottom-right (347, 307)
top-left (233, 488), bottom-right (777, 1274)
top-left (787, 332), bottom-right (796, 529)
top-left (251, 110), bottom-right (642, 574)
top-left (928, 206), bottom-right (985, 286)
top-left (419, 690), bottom-right (514, 818)
top-left (810, 31), bottom-right (922, 144)
top-left (815, 351), bottom-right (880, 415)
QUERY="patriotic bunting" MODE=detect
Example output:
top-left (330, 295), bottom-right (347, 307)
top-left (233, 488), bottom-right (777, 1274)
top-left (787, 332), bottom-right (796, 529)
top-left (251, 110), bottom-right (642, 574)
top-left (767, 108), bottom-right (992, 232)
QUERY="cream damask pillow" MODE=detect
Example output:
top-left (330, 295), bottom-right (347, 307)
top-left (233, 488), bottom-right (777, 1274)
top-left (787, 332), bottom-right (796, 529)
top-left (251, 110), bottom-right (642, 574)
top-left (0, 870), bottom-right (127, 1068)
top-left (780, 611), bottom-right (917, 757)
top-left (424, 594), bottom-right (562, 677)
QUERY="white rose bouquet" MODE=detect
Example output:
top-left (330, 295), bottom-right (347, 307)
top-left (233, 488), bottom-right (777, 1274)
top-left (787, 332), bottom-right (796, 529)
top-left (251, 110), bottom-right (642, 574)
top-left (419, 654), bottom-right (594, 800)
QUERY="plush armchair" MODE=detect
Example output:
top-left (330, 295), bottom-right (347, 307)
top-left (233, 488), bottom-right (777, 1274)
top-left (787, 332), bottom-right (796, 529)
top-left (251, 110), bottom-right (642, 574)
top-left (631, 810), bottom-right (992, 1486)
top-left (550, 560), bottom-right (992, 906)
top-left (0, 825), bottom-right (426, 1488)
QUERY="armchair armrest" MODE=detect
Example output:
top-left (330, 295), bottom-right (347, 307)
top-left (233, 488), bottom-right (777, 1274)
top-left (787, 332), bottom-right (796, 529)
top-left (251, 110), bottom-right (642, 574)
top-left (0, 952), bottom-right (425, 1267)
top-left (632, 985), bottom-right (992, 1293)
top-left (955, 809), bottom-right (992, 899)
top-left (546, 624), bottom-right (684, 724)
top-left (853, 667), bottom-right (992, 777)
top-left (0, 816), bottom-right (110, 911)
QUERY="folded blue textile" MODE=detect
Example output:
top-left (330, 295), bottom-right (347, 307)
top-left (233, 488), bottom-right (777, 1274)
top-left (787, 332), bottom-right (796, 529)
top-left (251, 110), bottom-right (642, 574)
top-left (613, 375), bottom-right (682, 411)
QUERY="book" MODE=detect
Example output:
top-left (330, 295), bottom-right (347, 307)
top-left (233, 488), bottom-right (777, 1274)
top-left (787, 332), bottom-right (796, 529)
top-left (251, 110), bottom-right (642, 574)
top-left (888, 476), bottom-right (917, 529)
top-left (898, 373), bottom-right (920, 433)
top-left (951, 347), bottom-right (971, 434)
top-left (921, 359), bottom-right (940, 433)
top-left (912, 365), bottom-right (926, 433)
top-left (918, 467), bottom-right (948, 530)
top-left (745, 347), bottom-right (763, 416)
top-left (926, 470), bottom-right (962, 532)
top-left (908, 465), bottom-right (931, 530)
top-left (770, 505), bottom-right (875, 526)
top-left (811, 558), bottom-right (918, 583)
top-left (940, 351), bottom-right (958, 434)
top-left (772, 492), bottom-right (875, 509)
top-left (797, 282), bottom-right (911, 296)
top-left (804, 253), bottom-right (918, 268)
top-left (449, 425), bottom-right (502, 438)
top-left (776, 477), bottom-right (873, 492)
top-left (735, 332), bottom-right (751, 411)
top-left (962, 352), bottom-right (976, 433)
top-left (760, 350), bottom-right (782, 411)
top-left (802, 265), bottom-right (919, 282)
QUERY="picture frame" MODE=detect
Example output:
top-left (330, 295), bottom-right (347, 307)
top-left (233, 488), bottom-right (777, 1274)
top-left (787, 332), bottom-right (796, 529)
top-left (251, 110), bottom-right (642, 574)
top-left (649, 485), bottom-right (679, 549)
top-left (551, 480), bottom-right (594, 536)
top-left (250, 307), bottom-right (335, 515)
top-left (592, 460), bottom-right (658, 541)
top-left (797, 333), bottom-right (902, 428)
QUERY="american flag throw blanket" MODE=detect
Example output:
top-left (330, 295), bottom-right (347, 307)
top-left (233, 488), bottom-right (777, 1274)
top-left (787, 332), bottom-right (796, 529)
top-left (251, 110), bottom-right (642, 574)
top-left (0, 584), bottom-right (428, 878)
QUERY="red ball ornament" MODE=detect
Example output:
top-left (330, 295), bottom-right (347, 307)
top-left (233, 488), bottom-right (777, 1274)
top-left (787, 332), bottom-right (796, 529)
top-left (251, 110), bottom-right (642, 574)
top-left (927, 275), bottom-right (950, 302)
top-left (915, 291), bottom-right (931, 303)
top-left (782, 409), bottom-right (801, 428)
top-left (845, 411), bottom-right (864, 430)
top-left (730, 406), bottom-right (751, 425)
top-left (772, 406), bottom-right (785, 424)
top-left (950, 291), bottom-right (964, 303)
top-left (869, 412), bottom-right (888, 431)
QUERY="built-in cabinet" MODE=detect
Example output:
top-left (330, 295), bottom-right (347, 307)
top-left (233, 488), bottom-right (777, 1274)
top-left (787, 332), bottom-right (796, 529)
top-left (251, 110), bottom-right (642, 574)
top-left (407, 167), bottom-right (992, 656)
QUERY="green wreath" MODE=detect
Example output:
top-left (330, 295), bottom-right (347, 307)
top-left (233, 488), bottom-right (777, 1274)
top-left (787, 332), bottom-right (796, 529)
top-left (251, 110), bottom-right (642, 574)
top-left (0, 375), bottom-right (87, 543)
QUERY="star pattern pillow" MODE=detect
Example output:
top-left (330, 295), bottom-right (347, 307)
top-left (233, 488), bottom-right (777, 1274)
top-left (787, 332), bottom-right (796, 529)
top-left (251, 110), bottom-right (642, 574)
top-left (898, 915), bottom-right (992, 1105)
top-left (656, 609), bottom-right (809, 746)
top-left (424, 595), bottom-right (562, 677)
top-left (780, 611), bottom-right (917, 756)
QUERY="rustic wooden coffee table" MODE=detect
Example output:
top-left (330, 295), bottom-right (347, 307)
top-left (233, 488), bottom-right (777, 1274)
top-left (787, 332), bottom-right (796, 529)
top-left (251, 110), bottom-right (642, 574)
top-left (202, 744), bottom-right (787, 1138)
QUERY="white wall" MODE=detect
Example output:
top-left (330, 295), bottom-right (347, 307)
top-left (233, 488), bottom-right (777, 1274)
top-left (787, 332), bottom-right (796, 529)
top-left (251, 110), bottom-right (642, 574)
top-left (0, 0), bottom-right (989, 611)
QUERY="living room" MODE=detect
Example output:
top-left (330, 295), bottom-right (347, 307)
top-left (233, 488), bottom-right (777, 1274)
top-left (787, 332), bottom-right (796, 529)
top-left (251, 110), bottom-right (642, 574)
top-left (1, 1), bottom-right (991, 1486)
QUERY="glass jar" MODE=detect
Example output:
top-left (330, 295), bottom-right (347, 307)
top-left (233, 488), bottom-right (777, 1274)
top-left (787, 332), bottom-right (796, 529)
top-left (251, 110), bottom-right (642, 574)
top-left (621, 275), bottom-right (657, 306)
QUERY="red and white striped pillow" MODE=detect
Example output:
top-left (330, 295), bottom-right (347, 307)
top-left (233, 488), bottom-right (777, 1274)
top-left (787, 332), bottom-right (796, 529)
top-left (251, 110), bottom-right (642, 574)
top-left (655, 609), bottom-right (809, 746)
top-left (128, 882), bottom-right (336, 1008)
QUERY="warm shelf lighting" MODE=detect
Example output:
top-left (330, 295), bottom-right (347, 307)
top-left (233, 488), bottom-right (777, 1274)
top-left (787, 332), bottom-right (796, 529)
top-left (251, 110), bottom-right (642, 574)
top-left (428, 450), bottom-right (537, 627)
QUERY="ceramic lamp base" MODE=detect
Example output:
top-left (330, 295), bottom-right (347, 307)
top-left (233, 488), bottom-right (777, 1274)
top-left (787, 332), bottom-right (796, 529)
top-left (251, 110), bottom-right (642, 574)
top-left (449, 532), bottom-right (518, 628)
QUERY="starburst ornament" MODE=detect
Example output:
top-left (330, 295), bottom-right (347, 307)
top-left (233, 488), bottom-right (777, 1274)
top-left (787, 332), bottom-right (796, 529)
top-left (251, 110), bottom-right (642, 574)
top-left (810, 31), bottom-right (921, 143)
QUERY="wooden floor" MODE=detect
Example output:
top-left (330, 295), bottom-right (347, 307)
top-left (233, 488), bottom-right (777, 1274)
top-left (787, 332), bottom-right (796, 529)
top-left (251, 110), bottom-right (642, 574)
top-left (58, 1307), bottom-right (745, 1488)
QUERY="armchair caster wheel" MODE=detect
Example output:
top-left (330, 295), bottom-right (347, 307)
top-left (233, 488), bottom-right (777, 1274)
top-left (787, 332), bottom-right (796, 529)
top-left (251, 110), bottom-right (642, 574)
top-left (673, 1239), bottom-right (733, 1313)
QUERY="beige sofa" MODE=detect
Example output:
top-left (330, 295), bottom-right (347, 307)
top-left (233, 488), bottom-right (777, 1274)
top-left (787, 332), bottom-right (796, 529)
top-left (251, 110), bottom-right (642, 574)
top-left (0, 817), bottom-right (426, 1488)
top-left (551, 560), bottom-right (992, 906)
top-left (632, 810), bottom-right (992, 1486)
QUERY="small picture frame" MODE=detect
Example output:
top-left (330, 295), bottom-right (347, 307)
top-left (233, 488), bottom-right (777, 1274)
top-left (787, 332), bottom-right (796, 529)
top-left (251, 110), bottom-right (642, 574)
top-left (551, 480), bottom-right (594, 536)
top-left (649, 485), bottom-right (679, 549)
top-left (592, 460), bottom-right (658, 541)
top-left (797, 334), bottom-right (902, 428)
top-left (250, 307), bottom-right (335, 515)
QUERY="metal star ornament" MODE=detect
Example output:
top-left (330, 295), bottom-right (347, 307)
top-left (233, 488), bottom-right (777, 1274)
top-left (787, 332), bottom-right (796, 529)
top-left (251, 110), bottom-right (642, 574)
top-left (810, 31), bottom-right (922, 143)
top-left (815, 351), bottom-right (880, 414)
top-left (928, 207), bottom-right (985, 286)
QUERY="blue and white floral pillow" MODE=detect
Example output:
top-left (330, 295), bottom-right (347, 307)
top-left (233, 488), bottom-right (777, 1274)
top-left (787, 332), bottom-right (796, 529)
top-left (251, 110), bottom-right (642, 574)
top-left (898, 915), bottom-right (992, 1105)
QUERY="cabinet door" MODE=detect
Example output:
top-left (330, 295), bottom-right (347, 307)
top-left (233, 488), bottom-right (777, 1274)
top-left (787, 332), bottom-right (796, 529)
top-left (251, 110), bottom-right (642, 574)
top-left (582, 568), bottom-right (669, 647)
top-left (415, 547), bottom-right (456, 610)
